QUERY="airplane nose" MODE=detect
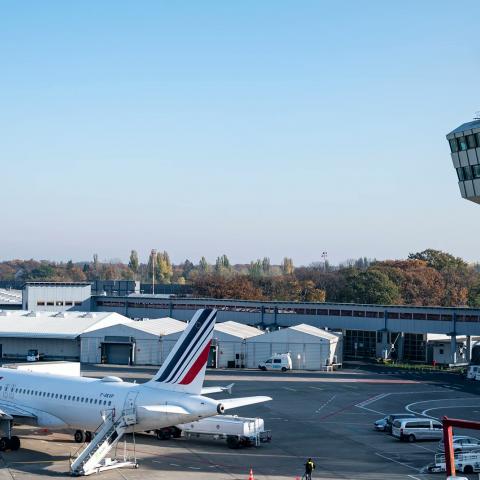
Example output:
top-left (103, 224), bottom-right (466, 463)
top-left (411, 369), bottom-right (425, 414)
top-left (217, 403), bottom-right (225, 414)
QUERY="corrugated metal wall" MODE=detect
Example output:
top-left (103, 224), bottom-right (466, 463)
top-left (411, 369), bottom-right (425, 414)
top-left (0, 337), bottom-right (80, 360)
top-left (245, 341), bottom-right (338, 370)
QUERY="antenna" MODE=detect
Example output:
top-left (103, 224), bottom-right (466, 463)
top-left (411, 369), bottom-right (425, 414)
top-left (474, 111), bottom-right (480, 120)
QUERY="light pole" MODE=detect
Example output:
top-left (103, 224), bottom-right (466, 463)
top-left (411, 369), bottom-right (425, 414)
top-left (321, 251), bottom-right (328, 272)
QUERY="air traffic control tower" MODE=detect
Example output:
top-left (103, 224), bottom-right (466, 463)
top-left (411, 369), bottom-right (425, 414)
top-left (446, 117), bottom-right (480, 203)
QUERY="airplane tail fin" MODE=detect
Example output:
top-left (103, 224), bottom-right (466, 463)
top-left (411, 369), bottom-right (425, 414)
top-left (147, 308), bottom-right (217, 394)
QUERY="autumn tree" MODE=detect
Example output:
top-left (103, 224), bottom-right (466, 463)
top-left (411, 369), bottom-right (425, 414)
top-left (248, 259), bottom-right (263, 279)
top-left (198, 256), bottom-right (209, 274)
top-left (128, 250), bottom-right (139, 278)
top-left (262, 257), bottom-right (271, 275)
top-left (215, 254), bottom-right (231, 275)
top-left (281, 257), bottom-right (294, 275)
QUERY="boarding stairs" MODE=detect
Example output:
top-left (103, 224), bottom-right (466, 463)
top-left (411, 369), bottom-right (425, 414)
top-left (70, 409), bottom-right (138, 476)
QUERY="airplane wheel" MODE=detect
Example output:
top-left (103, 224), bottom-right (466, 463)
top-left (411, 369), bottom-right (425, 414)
top-left (9, 436), bottom-right (20, 451)
top-left (0, 438), bottom-right (8, 451)
top-left (85, 431), bottom-right (92, 443)
top-left (74, 430), bottom-right (85, 443)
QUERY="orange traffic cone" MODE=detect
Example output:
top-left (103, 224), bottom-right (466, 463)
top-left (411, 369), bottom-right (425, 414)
top-left (248, 468), bottom-right (254, 480)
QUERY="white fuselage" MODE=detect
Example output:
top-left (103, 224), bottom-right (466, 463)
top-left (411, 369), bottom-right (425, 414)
top-left (0, 368), bottom-right (220, 432)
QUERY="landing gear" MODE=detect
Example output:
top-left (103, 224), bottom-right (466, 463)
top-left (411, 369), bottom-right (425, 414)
top-left (0, 418), bottom-right (20, 451)
top-left (85, 431), bottom-right (92, 443)
top-left (74, 430), bottom-right (85, 443)
top-left (0, 436), bottom-right (21, 451)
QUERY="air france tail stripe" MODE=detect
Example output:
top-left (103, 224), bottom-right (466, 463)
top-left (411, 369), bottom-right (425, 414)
top-left (163, 313), bottom-right (215, 384)
top-left (169, 323), bottom-right (215, 384)
top-left (179, 341), bottom-right (212, 385)
top-left (164, 314), bottom-right (216, 383)
top-left (156, 309), bottom-right (214, 382)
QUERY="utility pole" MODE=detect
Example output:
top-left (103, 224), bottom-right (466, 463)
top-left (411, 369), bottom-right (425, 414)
top-left (151, 249), bottom-right (156, 295)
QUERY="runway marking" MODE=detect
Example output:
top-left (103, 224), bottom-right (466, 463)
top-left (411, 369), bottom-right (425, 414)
top-left (356, 393), bottom-right (390, 408)
top-left (315, 394), bottom-right (337, 414)
top-left (282, 387), bottom-right (297, 392)
top-left (406, 397), bottom-right (479, 418)
top-left (169, 463), bottom-right (180, 467)
top-left (407, 475), bottom-right (421, 480)
top-left (309, 386), bottom-right (324, 390)
top-left (374, 452), bottom-right (420, 472)
top-left (422, 404), bottom-right (480, 418)
top-left (411, 443), bottom-right (436, 453)
top-left (188, 466), bottom-right (201, 470)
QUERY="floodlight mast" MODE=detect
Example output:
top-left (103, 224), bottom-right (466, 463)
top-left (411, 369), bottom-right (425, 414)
top-left (442, 416), bottom-right (480, 478)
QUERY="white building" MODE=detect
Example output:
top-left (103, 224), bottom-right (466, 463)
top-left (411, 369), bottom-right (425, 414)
top-left (246, 324), bottom-right (343, 370)
top-left (429, 335), bottom-right (480, 365)
top-left (0, 310), bottom-right (131, 361)
top-left (211, 321), bottom-right (264, 368)
top-left (22, 282), bottom-right (92, 311)
top-left (80, 318), bottom-right (186, 365)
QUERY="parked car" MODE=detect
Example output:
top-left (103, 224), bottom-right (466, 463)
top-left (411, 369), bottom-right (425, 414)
top-left (392, 417), bottom-right (443, 442)
top-left (258, 353), bottom-right (292, 372)
top-left (374, 413), bottom-right (415, 432)
top-left (437, 435), bottom-right (480, 453)
top-left (466, 365), bottom-right (480, 380)
top-left (26, 349), bottom-right (44, 362)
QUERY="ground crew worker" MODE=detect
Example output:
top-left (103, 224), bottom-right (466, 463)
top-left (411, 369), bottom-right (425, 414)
top-left (304, 458), bottom-right (315, 480)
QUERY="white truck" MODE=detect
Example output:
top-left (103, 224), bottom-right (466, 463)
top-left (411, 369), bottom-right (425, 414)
top-left (258, 353), bottom-right (292, 372)
top-left (154, 415), bottom-right (271, 449)
top-left (427, 451), bottom-right (480, 475)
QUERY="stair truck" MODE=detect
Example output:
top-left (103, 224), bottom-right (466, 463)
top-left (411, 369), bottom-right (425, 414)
top-left (154, 415), bottom-right (271, 448)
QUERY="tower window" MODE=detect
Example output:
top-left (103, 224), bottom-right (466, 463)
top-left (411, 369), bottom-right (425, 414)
top-left (449, 138), bottom-right (459, 153)
top-left (467, 134), bottom-right (477, 149)
top-left (458, 137), bottom-right (468, 151)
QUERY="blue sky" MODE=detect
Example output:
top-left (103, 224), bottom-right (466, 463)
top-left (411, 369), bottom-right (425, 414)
top-left (1, 1), bottom-right (479, 265)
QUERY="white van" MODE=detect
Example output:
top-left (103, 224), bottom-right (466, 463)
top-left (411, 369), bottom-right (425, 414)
top-left (467, 365), bottom-right (480, 380)
top-left (258, 353), bottom-right (292, 372)
top-left (392, 417), bottom-right (443, 442)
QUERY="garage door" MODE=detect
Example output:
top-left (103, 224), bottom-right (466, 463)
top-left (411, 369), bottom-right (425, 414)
top-left (105, 344), bottom-right (131, 365)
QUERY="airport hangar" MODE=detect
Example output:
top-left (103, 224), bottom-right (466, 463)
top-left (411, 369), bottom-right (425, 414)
top-left (92, 295), bottom-right (480, 364)
top-left (13, 282), bottom-right (480, 364)
top-left (0, 310), bottom-right (342, 369)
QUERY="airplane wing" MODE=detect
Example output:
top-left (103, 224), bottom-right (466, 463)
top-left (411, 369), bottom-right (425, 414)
top-left (0, 401), bottom-right (37, 421)
top-left (219, 396), bottom-right (272, 411)
top-left (201, 383), bottom-right (234, 395)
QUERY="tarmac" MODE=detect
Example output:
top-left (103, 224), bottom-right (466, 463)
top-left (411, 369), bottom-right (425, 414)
top-left (1, 363), bottom-right (479, 480)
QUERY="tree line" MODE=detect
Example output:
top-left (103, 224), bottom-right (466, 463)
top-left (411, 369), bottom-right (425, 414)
top-left (1, 249), bottom-right (480, 307)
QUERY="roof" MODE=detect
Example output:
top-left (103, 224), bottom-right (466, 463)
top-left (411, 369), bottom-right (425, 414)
top-left (214, 321), bottom-right (264, 339)
top-left (24, 282), bottom-right (91, 287)
top-left (0, 310), bottom-right (131, 339)
top-left (289, 324), bottom-right (340, 341)
top-left (447, 119), bottom-right (480, 137)
top-left (0, 289), bottom-right (22, 304)
top-left (248, 323), bottom-right (340, 343)
top-left (120, 317), bottom-right (186, 336)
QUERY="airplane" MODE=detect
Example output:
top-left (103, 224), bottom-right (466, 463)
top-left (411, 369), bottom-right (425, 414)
top-left (0, 308), bottom-right (271, 473)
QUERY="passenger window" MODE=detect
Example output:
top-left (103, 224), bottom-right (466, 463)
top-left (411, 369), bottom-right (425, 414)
top-left (55, 394), bottom-right (58, 399)
top-left (94, 399), bottom-right (98, 404)
top-left (432, 422), bottom-right (442, 429)
top-left (90, 399), bottom-right (93, 404)
top-left (103, 400), bottom-right (107, 406)
top-left (108, 401), bottom-right (112, 406)
top-left (43, 392), bottom-right (46, 397)
top-left (273, 359), bottom-right (281, 364)
top-left (266, 360), bottom-right (272, 364)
